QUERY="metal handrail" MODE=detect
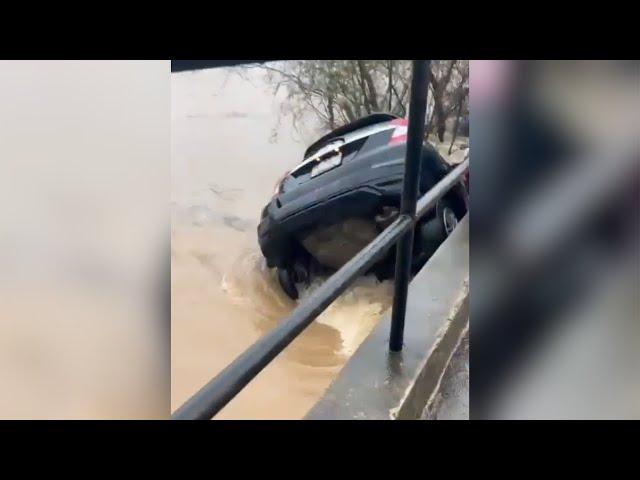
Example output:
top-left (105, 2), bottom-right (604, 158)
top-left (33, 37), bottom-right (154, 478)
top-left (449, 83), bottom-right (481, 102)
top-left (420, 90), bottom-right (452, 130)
top-left (171, 60), bottom-right (469, 420)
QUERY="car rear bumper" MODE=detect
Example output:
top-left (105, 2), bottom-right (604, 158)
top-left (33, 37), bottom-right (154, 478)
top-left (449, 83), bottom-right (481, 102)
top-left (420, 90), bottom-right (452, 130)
top-left (258, 183), bottom-right (399, 269)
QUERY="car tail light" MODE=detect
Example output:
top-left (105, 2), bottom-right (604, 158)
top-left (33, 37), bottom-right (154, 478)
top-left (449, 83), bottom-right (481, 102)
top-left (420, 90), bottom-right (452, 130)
top-left (389, 118), bottom-right (408, 145)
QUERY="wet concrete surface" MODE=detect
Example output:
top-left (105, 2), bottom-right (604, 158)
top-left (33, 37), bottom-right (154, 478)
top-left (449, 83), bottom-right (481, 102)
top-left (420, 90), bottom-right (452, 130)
top-left (421, 329), bottom-right (469, 420)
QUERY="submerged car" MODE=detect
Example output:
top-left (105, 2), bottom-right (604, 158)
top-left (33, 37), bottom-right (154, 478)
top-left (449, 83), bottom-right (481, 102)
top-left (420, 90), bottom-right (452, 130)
top-left (258, 113), bottom-right (468, 299)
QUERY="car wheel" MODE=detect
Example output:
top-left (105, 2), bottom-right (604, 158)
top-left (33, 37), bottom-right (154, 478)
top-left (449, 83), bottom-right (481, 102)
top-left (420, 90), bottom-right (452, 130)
top-left (441, 201), bottom-right (459, 236)
top-left (277, 267), bottom-right (299, 300)
top-left (416, 198), bottom-right (461, 258)
top-left (436, 197), bottom-right (463, 237)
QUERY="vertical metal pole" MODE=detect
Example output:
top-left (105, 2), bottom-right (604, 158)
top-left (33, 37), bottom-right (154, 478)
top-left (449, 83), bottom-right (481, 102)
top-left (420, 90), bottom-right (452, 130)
top-left (389, 60), bottom-right (430, 352)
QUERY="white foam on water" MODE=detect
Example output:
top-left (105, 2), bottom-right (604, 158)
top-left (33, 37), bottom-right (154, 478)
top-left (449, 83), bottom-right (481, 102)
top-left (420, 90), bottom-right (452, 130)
top-left (300, 275), bottom-right (393, 357)
top-left (221, 248), bottom-right (393, 358)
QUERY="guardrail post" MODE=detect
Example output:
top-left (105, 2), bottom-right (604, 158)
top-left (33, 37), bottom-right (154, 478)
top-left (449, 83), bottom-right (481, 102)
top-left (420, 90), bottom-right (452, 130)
top-left (389, 60), bottom-right (431, 352)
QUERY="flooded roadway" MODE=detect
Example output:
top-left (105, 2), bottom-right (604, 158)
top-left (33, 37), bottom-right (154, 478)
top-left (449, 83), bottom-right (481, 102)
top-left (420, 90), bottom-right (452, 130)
top-left (171, 66), bottom-right (394, 419)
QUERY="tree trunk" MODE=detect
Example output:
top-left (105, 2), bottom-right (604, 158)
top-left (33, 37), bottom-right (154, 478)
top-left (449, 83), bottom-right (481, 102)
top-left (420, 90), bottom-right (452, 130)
top-left (387, 60), bottom-right (393, 111)
top-left (340, 99), bottom-right (357, 123)
top-left (357, 60), bottom-right (380, 112)
top-left (448, 96), bottom-right (463, 155)
top-left (327, 96), bottom-right (336, 129)
top-left (427, 61), bottom-right (458, 143)
top-left (436, 110), bottom-right (446, 142)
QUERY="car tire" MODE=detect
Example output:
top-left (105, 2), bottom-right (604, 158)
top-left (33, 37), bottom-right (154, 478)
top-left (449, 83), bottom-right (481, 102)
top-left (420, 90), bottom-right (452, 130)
top-left (417, 198), bottom-right (461, 256)
top-left (438, 197), bottom-right (461, 237)
top-left (277, 267), bottom-right (299, 300)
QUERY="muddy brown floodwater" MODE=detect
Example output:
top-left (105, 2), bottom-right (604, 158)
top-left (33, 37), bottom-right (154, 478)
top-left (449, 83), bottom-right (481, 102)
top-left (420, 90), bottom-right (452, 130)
top-left (171, 66), bottom-right (394, 419)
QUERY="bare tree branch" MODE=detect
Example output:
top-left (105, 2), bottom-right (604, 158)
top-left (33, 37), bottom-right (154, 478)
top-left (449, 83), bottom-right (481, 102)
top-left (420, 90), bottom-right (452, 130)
top-left (250, 60), bottom-right (467, 144)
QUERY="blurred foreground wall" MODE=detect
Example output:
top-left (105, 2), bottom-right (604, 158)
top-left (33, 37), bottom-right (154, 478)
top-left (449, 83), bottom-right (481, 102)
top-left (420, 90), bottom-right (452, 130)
top-left (0, 61), bottom-right (169, 419)
top-left (470, 60), bottom-right (639, 419)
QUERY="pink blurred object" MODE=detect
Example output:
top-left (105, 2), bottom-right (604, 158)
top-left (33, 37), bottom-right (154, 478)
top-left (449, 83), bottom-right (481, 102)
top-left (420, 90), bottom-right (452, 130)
top-left (470, 60), bottom-right (514, 106)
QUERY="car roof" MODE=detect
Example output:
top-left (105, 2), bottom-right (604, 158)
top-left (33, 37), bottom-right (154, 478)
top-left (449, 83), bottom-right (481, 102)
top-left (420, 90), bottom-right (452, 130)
top-left (304, 113), bottom-right (400, 159)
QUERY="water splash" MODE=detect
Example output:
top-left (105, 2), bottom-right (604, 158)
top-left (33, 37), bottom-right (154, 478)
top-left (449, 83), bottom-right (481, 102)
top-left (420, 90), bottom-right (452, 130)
top-left (222, 249), bottom-right (393, 359)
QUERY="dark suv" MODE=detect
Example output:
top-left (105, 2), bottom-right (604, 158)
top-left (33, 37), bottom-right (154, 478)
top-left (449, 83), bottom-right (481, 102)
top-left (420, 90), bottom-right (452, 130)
top-left (258, 113), bottom-right (468, 298)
